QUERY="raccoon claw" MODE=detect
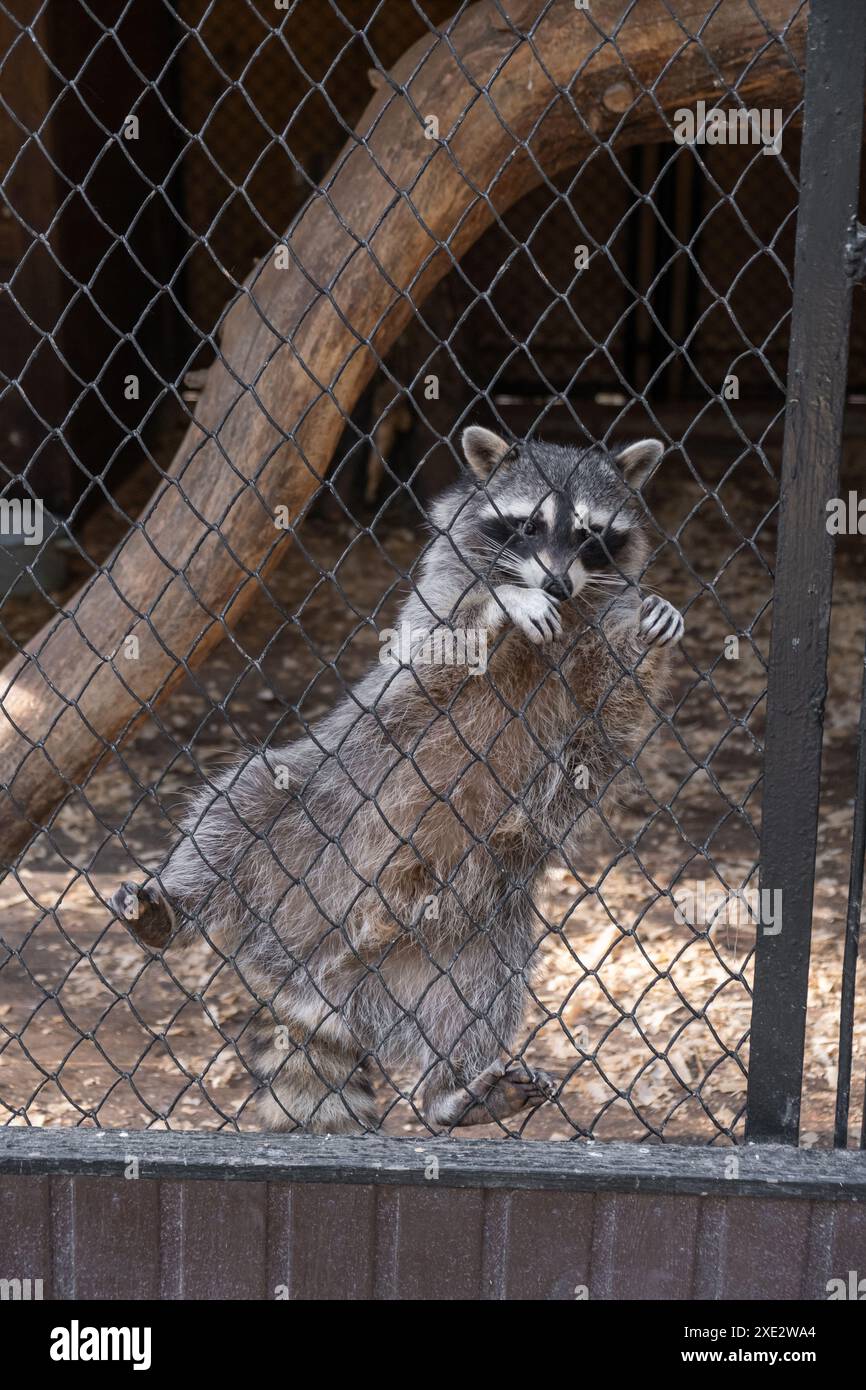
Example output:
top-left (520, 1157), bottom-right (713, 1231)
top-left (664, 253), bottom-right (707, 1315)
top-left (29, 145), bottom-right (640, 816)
top-left (463, 1062), bottom-right (557, 1125)
top-left (473, 1064), bottom-right (558, 1122)
top-left (499, 585), bottom-right (562, 645)
top-left (502, 1066), bottom-right (558, 1106)
top-left (639, 595), bottom-right (683, 647)
top-left (109, 880), bottom-right (175, 949)
top-left (429, 1057), bottom-right (559, 1130)
top-left (111, 882), bottom-right (142, 923)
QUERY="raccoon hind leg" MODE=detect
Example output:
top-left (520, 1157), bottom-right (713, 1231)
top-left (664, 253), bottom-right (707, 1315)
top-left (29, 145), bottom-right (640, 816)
top-left (246, 1013), bottom-right (378, 1135)
top-left (417, 940), bottom-right (558, 1131)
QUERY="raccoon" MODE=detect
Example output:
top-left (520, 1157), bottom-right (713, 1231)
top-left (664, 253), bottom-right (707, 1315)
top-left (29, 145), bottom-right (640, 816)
top-left (110, 427), bottom-right (684, 1134)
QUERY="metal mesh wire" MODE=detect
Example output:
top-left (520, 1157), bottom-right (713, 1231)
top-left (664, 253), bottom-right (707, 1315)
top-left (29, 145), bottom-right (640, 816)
top-left (0, 0), bottom-right (832, 1143)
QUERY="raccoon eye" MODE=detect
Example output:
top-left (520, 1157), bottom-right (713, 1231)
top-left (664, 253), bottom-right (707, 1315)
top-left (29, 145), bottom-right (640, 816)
top-left (523, 519), bottom-right (538, 538)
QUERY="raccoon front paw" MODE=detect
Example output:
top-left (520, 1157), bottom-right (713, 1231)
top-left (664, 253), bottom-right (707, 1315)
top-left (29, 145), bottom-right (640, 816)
top-left (496, 584), bottom-right (563, 644)
top-left (109, 880), bottom-right (175, 949)
top-left (639, 594), bottom-right (684, 647)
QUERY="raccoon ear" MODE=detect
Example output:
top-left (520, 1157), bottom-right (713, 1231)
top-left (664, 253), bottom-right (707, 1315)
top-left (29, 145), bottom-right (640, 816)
top-left (461, 426), bottom-right (512, 479)
top-left (616, 438), bottom-right (664, 489)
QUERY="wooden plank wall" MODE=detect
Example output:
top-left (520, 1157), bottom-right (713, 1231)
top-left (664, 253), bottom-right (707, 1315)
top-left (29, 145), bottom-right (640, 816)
top-left (2, 1177), bottom-right (865, 1300)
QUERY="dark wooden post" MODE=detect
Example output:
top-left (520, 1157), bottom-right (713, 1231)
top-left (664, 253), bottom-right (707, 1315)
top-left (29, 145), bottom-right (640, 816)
top-left (746, 0), bottom-right (866, 1145)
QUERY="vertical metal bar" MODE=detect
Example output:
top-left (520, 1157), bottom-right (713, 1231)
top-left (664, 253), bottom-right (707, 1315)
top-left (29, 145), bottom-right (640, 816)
top-left (745, 0), bottom-right (866, 1145)
top-left (834, 622), bottom-right (866, 1146)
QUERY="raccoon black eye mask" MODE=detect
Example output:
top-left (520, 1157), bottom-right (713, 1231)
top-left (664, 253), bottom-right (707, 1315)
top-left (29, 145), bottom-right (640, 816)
top-left (575, 523), bottom-right (630, 570)
top-left (111, 426), bottom-right (683, 1136)
top-left (478, 510), bottom-right (630, 571)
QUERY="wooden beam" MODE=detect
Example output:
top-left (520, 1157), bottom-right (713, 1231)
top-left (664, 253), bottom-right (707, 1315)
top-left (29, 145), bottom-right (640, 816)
top-left (1, 1126), bottom-right (864, 1201)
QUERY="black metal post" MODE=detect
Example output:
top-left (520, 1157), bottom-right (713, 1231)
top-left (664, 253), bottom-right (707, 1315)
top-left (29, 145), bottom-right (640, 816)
top-left (746, 0), bottom-right (866, 1144)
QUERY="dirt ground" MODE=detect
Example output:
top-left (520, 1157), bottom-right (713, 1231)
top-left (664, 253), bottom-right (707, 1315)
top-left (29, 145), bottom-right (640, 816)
top-left (2, 401), bottom-right (865, 1145)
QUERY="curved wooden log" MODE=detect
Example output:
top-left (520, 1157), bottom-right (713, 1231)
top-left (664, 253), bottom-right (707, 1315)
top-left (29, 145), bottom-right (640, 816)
top-left (0, 0), bottom-right (806, 865)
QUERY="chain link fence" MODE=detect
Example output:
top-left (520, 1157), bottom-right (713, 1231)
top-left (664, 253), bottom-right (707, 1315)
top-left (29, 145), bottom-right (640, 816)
top-left (2, 0), bottom-right (862, 1145)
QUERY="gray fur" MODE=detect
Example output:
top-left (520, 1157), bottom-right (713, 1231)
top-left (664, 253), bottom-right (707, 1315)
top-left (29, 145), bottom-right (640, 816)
top-left (111, 432), bottom-right (683, 1133)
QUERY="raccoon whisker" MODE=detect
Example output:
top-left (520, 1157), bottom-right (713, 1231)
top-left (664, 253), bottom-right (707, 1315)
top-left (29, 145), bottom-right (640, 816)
top-left (473, 554), bottom-right (526, 582)
top-left (474, 545), bottom-right (519, 568)
top-left (475, 551), bottom-right (519, 568)
top-left (471, 549), bottom-right (509, 568)
top-left (581, 573), bottom-right (630, 587)
top-left (474, 545), bottom-right (530, 571)
top-left (580, 577), bottom-right (627, 591)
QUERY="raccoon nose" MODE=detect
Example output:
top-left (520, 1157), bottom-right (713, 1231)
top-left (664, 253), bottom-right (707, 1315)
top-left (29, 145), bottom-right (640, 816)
top-left (542, 574), bottom-right (572, 600)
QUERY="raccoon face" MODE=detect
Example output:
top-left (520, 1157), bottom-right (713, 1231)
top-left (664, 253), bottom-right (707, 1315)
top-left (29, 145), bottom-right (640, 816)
top-left (459, 427), bottom-right (662, 599)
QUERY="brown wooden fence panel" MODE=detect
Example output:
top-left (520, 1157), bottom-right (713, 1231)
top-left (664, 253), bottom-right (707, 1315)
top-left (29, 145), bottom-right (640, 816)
top-left (2, 1134), bottom-right (865, 1301)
